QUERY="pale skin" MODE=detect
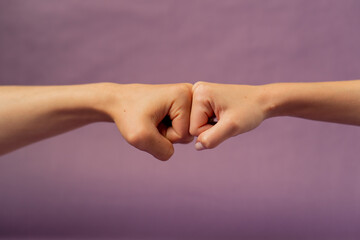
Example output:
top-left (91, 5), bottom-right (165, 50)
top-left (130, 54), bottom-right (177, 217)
top-left (0, 83), bottom-right (193, 160)
top-left (1, 80), bottom-right (360, 159)
top-left (190, 80), bottom-right (360, 150)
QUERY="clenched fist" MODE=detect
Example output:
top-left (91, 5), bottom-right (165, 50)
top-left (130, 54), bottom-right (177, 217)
top-left (2, 80), bottom-right (360, 160)
top-left (0, 83), bottom-right (193, 160)
top-left (190, 82), bottom-right (269, 150)
top-left (104, 83), bottom-right (193, 160)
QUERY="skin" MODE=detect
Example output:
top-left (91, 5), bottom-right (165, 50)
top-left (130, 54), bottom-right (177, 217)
top-left (0, 83), bottom-right (193, 160)
top-left (2, 80), bottom-right (360, 158)
top-left (190, 80), bottom-right (360, 150)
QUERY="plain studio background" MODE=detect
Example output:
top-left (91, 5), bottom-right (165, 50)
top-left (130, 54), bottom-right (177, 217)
top-left (1, 1), bottom-right (360, 239)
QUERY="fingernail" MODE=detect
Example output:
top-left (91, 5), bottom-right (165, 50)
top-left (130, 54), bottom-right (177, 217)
top-left (195, 142), bottom-right (205, 151)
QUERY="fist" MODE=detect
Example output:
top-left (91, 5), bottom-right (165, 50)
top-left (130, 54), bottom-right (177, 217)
top-left (105, 83), bottom-right (193, 161)
top-left (190, 81), bottom-right (268, 150)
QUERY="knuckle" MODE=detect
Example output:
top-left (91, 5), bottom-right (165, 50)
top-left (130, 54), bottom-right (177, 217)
top-left (126, 127), bottom-right (149, 148)
top-left (189, 123), bottom-right (203, 137)
top-left (224, 119), bottom-right (240, 135)
top-left (193, 81), bottom-right (206, 91)
top-left (179, 82), bottom-right (192, 93)
top-left (173, 83), bottom-right (193, 100)
top-left (199, 135), bottom-right (215, 149)
top-left (193, 81), bottom-right (212, 100)
top-left (126, 133), bottom-right (142, 147)
top-left (189, 127), bottom-right (198, 137)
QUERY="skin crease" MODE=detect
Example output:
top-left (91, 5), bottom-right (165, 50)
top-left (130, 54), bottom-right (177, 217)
top-left (0, 83), bottom-right (193, 161)
top-left (190, 80), bottom-right (360, 150)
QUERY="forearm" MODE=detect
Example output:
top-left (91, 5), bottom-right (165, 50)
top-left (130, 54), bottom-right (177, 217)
top-left (264, 80), bottom-right (360, 125)
top-left (0, 83), bottom-right (112, 155)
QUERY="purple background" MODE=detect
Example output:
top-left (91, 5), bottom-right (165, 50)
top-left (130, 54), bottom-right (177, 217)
top-left (1, 0), bottom-right (360, 239)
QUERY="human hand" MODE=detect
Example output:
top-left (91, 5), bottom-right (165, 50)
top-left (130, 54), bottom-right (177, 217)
top-left (104, 83), bottom-right (193, 160)
top-left (190, 82), bottom-right (269, 150)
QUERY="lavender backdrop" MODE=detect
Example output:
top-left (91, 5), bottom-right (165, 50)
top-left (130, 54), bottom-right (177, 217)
top-left (1, 0), bottom-right (360, 239)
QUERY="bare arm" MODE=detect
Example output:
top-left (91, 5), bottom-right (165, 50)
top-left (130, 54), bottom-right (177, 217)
top-left (190, 80), bottom-right (360, 150)
top-left (0, 83), bottom-right (193, 160)
top-left (266, 80), bottom-right (360, 125)
top-left (0, 84), bottom-right (111, 156)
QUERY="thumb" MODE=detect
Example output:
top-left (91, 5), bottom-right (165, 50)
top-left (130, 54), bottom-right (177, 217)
top-left (126, 120), bottom-right (174, 161)
top-left (195, 117), bottom-right (237, 150)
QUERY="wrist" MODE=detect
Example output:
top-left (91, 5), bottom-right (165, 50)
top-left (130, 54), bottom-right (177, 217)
top-left (73, 82), bottom-right (115, 123)
top-left (260, 83), bottom-right (288, 119)
top-left (261, 82), bottom-right (312, 119)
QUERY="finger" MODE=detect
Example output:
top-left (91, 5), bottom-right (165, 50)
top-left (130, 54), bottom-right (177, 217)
top-left (166, 126), bottom-right (194, 143)
top-left (189, 93), bottom-right (214, 137)
top-left (166, 108), bottom-right (193, 143)
top-left (166, 84), bottom-right (193, 143)
top-left (195, 117), bottom-right (237, 150)
top-left (146, 125), bottom-right (175, 161)
top-left (157, 119), bottom-right (193, 144)
top-left (126, 120), bottom-right (174, 161)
